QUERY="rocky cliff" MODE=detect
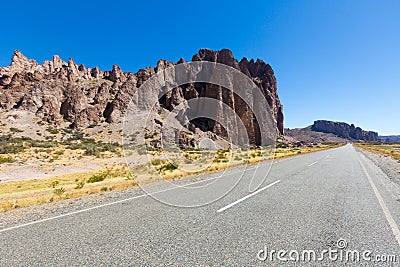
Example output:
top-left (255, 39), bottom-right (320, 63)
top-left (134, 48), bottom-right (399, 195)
top-left (0, 49), bottom-right (284, 145)
top-left (311, 120), bottom-right (379, 142)
top-left (379, 135), bottom-right (400, 143)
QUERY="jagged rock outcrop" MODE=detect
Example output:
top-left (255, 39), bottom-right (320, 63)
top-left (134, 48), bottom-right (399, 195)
top-left (0, 49), bottom-right (284, 145)
top-left (311, 120), bottom-right (379, 142)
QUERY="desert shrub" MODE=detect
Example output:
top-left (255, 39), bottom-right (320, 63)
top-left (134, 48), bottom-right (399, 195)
top-left (75, 180), bottom-right (85, 189)
top-left (0, 135), bottom-right (26, 154)
top-left (150, 158), bottom-right (165, 165)
top-left (83, 144), bottom-right (101, 157)
top-left (10, 127), bottom-right (23, 133)
top-left (87, 169), bottom-right (111, 183)
top-left (144, 131), bottom-right (157, 139)
top-left (87, 173), bottom-right (107, 183)
top-left (51, 180), bottom-right (59, 188)
top-left (0, 156), bottom-right (15, 163)
top-left (47, 128), bottom-right (59, 135)
top-left (277, 143), bottom-right (288, 148)
top-left (54, 150), bottom-right (64, 156)
top-left (53, 187), bottom-right (65, 196)
top-left (157, 162), bottom-right (178, 172)
top-left (31, 140), bottom-right (57, 148)
top-left (64, 137), bottom-right (120, 157)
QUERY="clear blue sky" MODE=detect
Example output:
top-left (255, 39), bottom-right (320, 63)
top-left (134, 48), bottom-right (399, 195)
top-left (1, 0), bottom-right (399, 135)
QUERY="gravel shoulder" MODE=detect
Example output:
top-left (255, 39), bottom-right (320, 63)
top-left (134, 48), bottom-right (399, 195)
top-left (356, 146), bottom-right (400, 187)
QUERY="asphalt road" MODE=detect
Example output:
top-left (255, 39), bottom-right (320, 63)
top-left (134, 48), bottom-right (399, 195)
top-left (1, 144), bottom-right (400, 266)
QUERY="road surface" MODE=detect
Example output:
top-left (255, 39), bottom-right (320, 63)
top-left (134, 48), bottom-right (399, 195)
top-left (1, 144), bottom-right (400, 266)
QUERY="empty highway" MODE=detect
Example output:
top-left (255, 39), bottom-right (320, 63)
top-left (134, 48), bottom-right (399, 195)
top-left (1, 144), bottom-right (400, 266)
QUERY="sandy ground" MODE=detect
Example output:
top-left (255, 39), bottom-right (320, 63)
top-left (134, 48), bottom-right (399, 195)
top-left (0, 153), bottom-right (149, 182)
top-left (0, 160), bottom-right (115, 182)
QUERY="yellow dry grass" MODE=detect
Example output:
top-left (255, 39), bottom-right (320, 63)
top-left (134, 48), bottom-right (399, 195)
top-left (147, 143), bottom-right (344, 180)
top-left (354, 143), bottom-right (400, 161)
top-left (0, 164), bottom-right (136, 212)
top-left (1, 143), bottom-right (344, 212)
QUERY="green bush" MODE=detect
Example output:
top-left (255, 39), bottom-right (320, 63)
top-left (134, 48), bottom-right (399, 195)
top-left (158, 162), bottom-right (178, 172)
top-left (0, 156), bottom-right (15, 163)
top-left (75, 180), bottom-right (85, 189)
top-left (51, 180), bottom-right (59, 188)
top-left (87, 169), bottom-right (110, 183)
top-left (10, 127), bottom-right (23, 133)
top-left (47, 128), bottom-right (59, 135)
top-left (0, 132), bottom-right (121, 156)
top-left (31, 140), bottom-right (57, 148)
top-left (53, 187), bottom-right (65, 196)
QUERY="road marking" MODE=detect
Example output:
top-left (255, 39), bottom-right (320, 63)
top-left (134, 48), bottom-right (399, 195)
top-left (0, 165), bottom-right (261, 233)
top-left (0, 149), bottom-right (330, 233)
top-left (358, 158), bottom-right (400, 248)
top-left (308, 161), bottom-right (318, 167)
top-left (217, 180), bottom-right (280, 213)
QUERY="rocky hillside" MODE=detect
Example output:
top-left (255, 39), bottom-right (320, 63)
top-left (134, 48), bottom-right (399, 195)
top-left (285, 126), bottom-right (349, 144)
top-left (0, 49), bottom-right (283, 146)
top-left (311, 120), bottom-right (379, 142)
top-left (285, 120), bottom-right (380, 143)
top-left (380, 135), bottom-right (400, 143)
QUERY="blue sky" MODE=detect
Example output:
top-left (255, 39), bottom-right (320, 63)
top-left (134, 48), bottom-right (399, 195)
top-left (1, 0), bottom-right (399, 135)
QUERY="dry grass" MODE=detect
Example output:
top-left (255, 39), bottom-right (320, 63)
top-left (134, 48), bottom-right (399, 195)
top-left (0, 164), bottom-right (135, 212)
top-left (0, 142), bottom-right (344, 212)
top-left (146, 143), bottom-right (345, 180)
top-left (354, 143), bottom-right (400, 161)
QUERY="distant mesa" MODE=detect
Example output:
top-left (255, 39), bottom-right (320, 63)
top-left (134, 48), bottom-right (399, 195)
top-left (285, 120), bottom-right (380, 143)
top-left (311, 120), bottom-right (379, 142)
top-left (379, 135), bottom-right (400, 143)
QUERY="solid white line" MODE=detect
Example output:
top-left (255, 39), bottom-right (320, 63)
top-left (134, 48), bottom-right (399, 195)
top-left (0, 165), bottom-right (260, 233)
top-left (217, 180), bottom-right (280, 213)
top-left (359, 158), bottom-right (400, 248)
top-left (308, 161), bottom-right (318, 167)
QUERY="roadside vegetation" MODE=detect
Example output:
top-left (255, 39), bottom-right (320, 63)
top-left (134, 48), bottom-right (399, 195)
top-left (142, 142), bottom-right (345, 180)
top-left (0, 164), bottom-right (135, 211)
top-left (354, 143), bottom-right (400, 161)
top-left (0, 131), bottom-right (121, 158)
top-left (0, 138), bottom-right (344, 212)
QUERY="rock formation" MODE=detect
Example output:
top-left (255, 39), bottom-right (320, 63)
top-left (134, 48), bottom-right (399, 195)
top-left (311, 120), bottom-right (379, 142)
top-left (379, 135), bottom-right (400, 143)
top-left (0, 49), bottom-right (284, 145)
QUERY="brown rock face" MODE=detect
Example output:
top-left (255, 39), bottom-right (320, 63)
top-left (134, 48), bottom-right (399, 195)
top-left (311, 120), bottom-right (379, 142)
top-left (0, 49), bottom-right (284, 144)
top-left (186, 49), bottom-right (284, 144)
